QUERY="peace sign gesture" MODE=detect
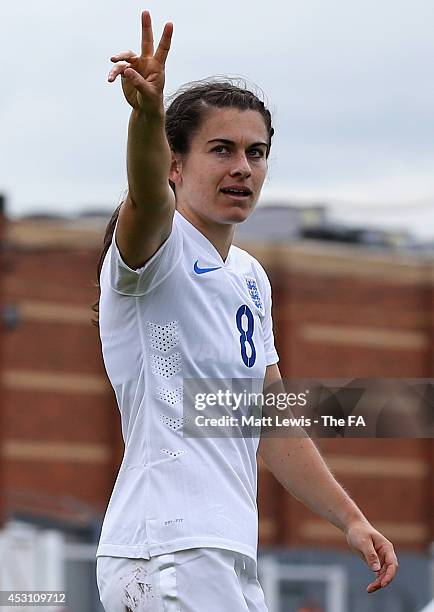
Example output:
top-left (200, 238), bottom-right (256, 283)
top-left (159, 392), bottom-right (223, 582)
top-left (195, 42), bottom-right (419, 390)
top-left (108, 11), bottom-right (173, 113)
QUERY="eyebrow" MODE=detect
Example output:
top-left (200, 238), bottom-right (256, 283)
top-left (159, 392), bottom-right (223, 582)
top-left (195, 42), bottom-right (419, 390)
top-left (207, 138), bottom-right (268, 149)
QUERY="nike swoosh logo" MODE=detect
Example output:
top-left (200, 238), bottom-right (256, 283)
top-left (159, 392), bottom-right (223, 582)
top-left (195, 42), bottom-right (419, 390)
top-left (194, 261), bottom-right (222, 274)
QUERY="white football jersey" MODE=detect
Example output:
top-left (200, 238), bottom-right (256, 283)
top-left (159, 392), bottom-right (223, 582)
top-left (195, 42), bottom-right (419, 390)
top-left (96, 209), bottom-right (279, 562)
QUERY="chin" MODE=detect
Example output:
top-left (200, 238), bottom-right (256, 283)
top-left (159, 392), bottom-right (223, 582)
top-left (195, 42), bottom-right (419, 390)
top-left (221, 203), bottom-right (254, 224)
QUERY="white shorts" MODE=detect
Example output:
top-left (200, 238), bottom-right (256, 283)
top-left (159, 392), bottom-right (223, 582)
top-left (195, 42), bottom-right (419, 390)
top-left (96, 548), bottom-right (268, 611)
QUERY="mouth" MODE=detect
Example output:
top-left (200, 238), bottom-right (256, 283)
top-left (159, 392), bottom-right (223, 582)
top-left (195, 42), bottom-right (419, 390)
top-left (219, 187), bottom-right (252, 200)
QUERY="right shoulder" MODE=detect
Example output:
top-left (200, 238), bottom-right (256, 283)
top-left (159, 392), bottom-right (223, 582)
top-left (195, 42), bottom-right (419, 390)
top-left (101, 210), bottom-right (183, 297)
top-left (115, 188), bottom-right (176, 271)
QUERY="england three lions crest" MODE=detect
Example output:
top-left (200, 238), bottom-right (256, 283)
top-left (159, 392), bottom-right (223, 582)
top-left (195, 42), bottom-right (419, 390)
top-left (245, 277), bottom-right (264, 314)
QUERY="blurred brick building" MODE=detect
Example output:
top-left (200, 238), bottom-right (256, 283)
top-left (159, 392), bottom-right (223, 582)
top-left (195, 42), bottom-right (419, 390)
top-left (0, 206), bottom-right (433, 560)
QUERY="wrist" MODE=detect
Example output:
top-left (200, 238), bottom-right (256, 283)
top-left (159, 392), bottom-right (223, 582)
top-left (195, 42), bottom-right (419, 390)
top-left (343, 514), bottom-right (371, 534)
top-left (128, 106), bottom-right (168, 145)
top-left (131, 103), bottom-right (165, 124)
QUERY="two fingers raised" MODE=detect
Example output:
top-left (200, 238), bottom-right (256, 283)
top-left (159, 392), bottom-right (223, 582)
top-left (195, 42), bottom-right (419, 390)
top-left (108, 11), bottom-right (173, 83)
top-left (141, 10), bottom-right (173, 63)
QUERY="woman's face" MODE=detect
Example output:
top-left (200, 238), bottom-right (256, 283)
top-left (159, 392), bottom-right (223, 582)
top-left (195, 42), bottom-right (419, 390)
top-left (170, 107), bottom-right (269, 226)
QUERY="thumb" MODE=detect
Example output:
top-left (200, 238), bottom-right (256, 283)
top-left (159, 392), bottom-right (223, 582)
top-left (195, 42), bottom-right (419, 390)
top-left (122, 67), bottom-right (150, 92)
top-left (122, 68), bottom-right (161, 112)
top-left (364, 547), bottom-right (381, 572)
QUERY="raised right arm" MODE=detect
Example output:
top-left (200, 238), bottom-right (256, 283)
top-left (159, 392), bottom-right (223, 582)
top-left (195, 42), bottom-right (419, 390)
top-left (108, 11), bottom-right (175, 270)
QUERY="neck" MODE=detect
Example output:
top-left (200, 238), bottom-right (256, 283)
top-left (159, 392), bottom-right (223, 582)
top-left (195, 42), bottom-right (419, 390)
top-left (177, 204), bottom-right (235, 262)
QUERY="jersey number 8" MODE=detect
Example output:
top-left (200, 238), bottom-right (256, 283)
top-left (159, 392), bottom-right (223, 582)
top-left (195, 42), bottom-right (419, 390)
top-left (236, 305), bottom-right (256, 368)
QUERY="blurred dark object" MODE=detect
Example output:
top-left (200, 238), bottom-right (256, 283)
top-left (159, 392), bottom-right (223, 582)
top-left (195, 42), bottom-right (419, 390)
top-left (2, 303), bottom-right (20, 330)
top-left (236, 203), bottom-right (418, 250)
top-left (302, 224), bottom-right (414, 249)
top-left (236, 204), bottom-right (327, 242)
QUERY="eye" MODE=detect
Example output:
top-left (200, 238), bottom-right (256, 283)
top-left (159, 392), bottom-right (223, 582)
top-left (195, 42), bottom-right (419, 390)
top-left (248, 148), bottom-right (265, 158)
top-left (212, 145), bottom-right (230, 154)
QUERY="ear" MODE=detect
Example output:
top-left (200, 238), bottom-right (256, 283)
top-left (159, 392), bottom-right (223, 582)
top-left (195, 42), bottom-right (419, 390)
top-left (169, 153), bottom-right (183, 187)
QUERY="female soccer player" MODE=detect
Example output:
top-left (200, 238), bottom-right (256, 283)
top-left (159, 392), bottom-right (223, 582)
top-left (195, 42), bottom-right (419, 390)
top-left (95, 10), bottom-right (398, 611)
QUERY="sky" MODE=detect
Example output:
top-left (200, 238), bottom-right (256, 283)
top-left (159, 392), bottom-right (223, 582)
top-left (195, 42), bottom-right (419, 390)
top-left (1, 0), bottom-right (434, 237)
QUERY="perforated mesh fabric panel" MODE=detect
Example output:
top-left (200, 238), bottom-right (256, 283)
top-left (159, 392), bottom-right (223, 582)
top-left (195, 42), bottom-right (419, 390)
top-left (150, 353), bottom-right (182, 379)
top-left (155, 386), bottom-right (183, 406)
top-left (161, 448), bottom-right (187, 458)
top-left (147, 321), bottom-right (180, 353)
top-left (160, 414), bottom-right (189, 431)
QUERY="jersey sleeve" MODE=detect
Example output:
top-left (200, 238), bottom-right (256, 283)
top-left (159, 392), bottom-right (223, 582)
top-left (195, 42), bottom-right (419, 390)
top-left (254, 261), bottom-right (279, 366)
top-left (102, 216), bottom-right (183, 297)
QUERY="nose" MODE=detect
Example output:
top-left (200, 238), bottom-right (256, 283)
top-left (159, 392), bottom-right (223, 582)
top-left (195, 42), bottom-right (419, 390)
top-left (229, 153), bottom-right (252, 179)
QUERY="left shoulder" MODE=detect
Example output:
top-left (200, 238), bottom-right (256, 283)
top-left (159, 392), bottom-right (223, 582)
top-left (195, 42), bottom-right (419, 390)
top-left (231, 246), bottom-right (272, 296)
top-left (231, 245), bottom-right (267, 273)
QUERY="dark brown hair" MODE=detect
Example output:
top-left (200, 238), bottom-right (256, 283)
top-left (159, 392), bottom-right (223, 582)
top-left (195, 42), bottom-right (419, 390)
top-left (91, 77), bottom-right (274, 326)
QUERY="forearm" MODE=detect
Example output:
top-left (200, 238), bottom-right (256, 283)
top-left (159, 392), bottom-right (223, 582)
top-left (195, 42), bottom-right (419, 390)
top-left (126, 107), bottom-right (172, 208)
top-left (258, 435), bottom-right (367, 532)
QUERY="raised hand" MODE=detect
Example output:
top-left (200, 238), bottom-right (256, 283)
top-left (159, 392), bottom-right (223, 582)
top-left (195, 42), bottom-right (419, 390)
top-left (108, 10), bottom-right (173, 113)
